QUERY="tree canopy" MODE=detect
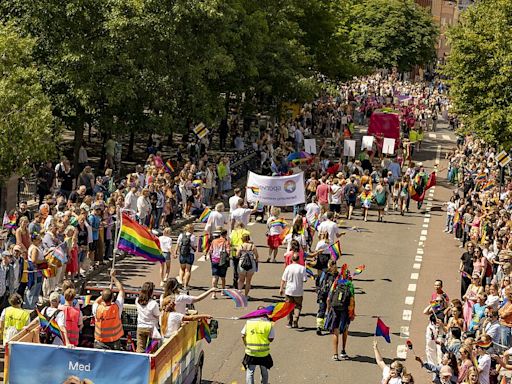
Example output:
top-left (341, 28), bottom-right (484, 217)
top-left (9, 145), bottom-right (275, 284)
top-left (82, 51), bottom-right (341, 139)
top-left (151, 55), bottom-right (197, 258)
top-left (444, 0), bottom-right (512, 146)
top-left (0, 22), bottom-right (54, 181)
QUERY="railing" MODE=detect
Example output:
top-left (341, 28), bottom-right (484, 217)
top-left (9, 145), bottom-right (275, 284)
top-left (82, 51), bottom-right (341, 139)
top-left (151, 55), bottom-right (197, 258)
top-left (17, 176), bottom-right (37, 206)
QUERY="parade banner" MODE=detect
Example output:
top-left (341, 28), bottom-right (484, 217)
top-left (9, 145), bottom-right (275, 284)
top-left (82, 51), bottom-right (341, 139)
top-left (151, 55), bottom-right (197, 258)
top-left (304, 139), bottom-right (316, 154)
top-left (343, 140), bottom-right (356, 157)
top-left (382, 138), bottom-right (396, 155)
top-left (7, 342), bottom-right (150, 384)
top-left (246, 171), bottom-right (305, 207)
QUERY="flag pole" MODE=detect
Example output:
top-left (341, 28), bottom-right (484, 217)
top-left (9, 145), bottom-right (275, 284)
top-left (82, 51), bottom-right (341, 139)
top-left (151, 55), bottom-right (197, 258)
top-left (111, 209), bottom-right (123, 283)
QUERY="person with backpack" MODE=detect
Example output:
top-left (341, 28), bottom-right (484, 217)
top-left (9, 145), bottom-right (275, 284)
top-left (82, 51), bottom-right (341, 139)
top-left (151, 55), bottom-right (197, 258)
top-left (325, 270), bottom-right (356, 361)
top-left (174, 224), bottom-right (196, 290)
top-left (315, 260), bottom-right (338, 335)
top-left (206, 228), bottom-right (230, 299)
top-left (344, 176), bottom-right (358, 220)
top-left (236, 234), bottom-right (259, 298)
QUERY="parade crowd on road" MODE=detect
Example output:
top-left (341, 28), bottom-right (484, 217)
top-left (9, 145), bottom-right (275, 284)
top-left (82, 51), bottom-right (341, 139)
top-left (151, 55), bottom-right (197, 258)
top-left (3, 72), bottom-right (511, 384)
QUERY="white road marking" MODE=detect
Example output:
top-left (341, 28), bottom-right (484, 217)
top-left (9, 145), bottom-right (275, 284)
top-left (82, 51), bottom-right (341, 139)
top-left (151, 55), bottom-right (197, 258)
top-left (423, 218), bottom-right (430, 223)
top-left (408, 284), bottom-right (417, 292)
top-left (410, 273), bottom-right (419, 280)
top-left (402, 310), bottom-right (412, 321)
top-left (427, 197), bottom-right (433, 202)
top-left (428, 133), bottom-right (436, 139)
top-left (422, 224), bottom-right (429, 228)
top-left (419, 235), bottom-right (427, 241)
top-left (400, 326), bottom-right (410, 338)
top-left (397, 345), bottom-right (408, 359)
top-left (421, 230), bottom-right (428, 236)
top-left (405, 297), bottom-right (415, 305)
top-left (418, 241), bottom-right (424, 246)
top-left (197, 256), bottom-right (206, 262)
top-left (417, 248), bottom-right (424, 254)
top-left (191, 265), bottom-right (199, 272)
top-left (415, 256), bottom-right (422, 262)
top-left (425, 213), bottom-right (431, 218)
top-left (442, 134), bottom-right (450, 141)
top-left (413, 263), bottom-right (421, 269)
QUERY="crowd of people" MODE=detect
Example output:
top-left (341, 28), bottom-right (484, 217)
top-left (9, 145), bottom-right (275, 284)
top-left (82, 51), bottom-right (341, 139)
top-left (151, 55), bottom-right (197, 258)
top-left (2, 71), bottom-right (512, 384)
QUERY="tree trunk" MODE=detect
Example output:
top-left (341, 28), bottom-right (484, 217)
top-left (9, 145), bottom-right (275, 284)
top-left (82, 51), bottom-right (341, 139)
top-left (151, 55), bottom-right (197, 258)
top-left (126, 130), bottom-right (135, 161)
top-left (73, 120), bottom-right (85, 172)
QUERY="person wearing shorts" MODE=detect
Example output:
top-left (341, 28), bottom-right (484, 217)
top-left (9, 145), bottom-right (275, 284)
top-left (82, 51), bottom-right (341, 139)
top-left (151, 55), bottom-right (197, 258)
top-left (206, 229), bottom-right (230, 299)
top-left (266, 207), bottom-right (285, 263)
top-left (174, 224), bottom-right (196, 290)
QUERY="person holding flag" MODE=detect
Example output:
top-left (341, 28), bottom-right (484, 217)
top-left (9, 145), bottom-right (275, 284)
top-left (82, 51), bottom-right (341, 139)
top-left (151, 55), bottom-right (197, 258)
top-left (373, 339), bottom-right (406, 383)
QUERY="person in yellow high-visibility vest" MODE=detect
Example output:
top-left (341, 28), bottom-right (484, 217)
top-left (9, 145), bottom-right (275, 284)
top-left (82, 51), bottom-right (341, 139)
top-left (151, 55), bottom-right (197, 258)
top-left (241, 314), bottom-right (275, 384)
top-left (0, 293), bottom-right (29, 345)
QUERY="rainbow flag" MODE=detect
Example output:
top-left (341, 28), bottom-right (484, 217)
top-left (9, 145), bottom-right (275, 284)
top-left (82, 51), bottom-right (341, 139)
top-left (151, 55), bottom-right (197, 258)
top-left (430, 300), bottom-right (442, 312)
top-left (2, 212), bottom-right (16, 229)
top-left (222, 289), bottom-right (248, 308)
top-left (305, 267), bottom-right (315, 280)
top-left (37, 310), bottom-right (63, 341)
top-left (197, 234), bottom-right (210, 253)
top-left (353, 265), bottom-right (366, 276)
top-left (198, 207), bottom-right (211, 223)
top-left (475, 172), bottom-right (487, 185)
top-left (375, 317), bottom-right (391, 343)
top-left (247, 186), bottom-right (260, 196)
top-left (79, 295), bottom-right (92, 306)
top-left (329, 241), bottom-right (342, 261)
top-left (118, 212), bottom-right (165, 263)
top-left (197, 319), bottom-right (211, 343)
top-left (482, 180), bottom-right (495, 191)
top-left (270, 219), bottom-right (287, 228)
top-left (278, 227), bottom-right (290, 241)
top-left (239, 302), bottom-right (295, 322)
top-left (309, 215), bottom-right (320, 231)
top-left (145, 339), bottom-right (159, 354)
top-left (164, 160), bottom-right (175, 173)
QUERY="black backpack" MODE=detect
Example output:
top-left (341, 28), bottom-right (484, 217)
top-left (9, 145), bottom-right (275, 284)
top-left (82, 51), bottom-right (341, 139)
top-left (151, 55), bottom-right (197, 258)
top-left (179, 234), bottom-right (191, 258)
top-left (39, 307), bottom-right (61, 344)
top-left (330, 282), bottom-right (351, 311)
top-left (316, 271), bottom-right (336, 299)
top-left (239, 248), bottom-right (254, 271)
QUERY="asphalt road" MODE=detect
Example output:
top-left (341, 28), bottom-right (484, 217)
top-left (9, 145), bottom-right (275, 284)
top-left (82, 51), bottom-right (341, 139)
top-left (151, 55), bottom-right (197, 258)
top-left (89, 124), bottom-right (458, 383)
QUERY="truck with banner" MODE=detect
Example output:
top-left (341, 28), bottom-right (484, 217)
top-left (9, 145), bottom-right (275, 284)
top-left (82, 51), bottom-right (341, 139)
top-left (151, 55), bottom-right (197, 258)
top-left (3, 318), bottom-right (205, 384)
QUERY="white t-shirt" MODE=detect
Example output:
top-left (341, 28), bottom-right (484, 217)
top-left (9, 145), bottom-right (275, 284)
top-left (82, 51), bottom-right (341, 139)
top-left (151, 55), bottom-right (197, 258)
top-left (163, 294), bottom-right (195, 315)
top-left (381, 367), bottom-right (402, 384)
top-left (266, 216), bottom-right (285, 236)
top-left (317, 220), bottom-right (339, 244)
top-left (281, 263), bottom-right (306, 296)
top-left (92, 294), bottom-right (125, 319)
top-left (205, 211), bottom-right (226, 233)
top-left (315, 240), bottom-right (330, 255)
top-left (159, 235), bottom-right (172, 253)
top-left (229, 195), bottom-right (240, 212)
top-left (161, 312), bottom-right (185, 338)
top-left (305, 203), bottom-right (320, 223)
top-left (477, 354), bottom-right (491, 384)
top-left (135, 299), bottom-right (160, 329)
top-left (446, 202), bottom-right (456, 215)
top-left (329, 185), bottom-right (343, 205)
top-left (231, 208), bottom-right (252, 227)
top-left (284, 233), bottom-right (306, 252)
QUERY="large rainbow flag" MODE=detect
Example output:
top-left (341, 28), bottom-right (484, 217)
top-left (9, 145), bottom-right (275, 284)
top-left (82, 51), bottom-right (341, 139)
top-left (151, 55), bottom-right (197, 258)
top-left (118, 212), bottom-right (165, 263)
top-left (239, 302), bottom-right (295, 321)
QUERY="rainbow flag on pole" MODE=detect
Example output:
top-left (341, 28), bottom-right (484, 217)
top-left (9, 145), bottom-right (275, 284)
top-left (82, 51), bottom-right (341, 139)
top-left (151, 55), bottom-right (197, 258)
top-left (197, 319), bottom-right (211, 343)
top-left (164, 160), bottom-right (175, 174)
top-left (482, 180), bottom-right (496, 191)
top-left (2, 212), bottom-right (16, 229)
top-left (198, 207), bottom-right (211, 223)
top-left (37, 310), bottom-right (63, 341)
top-left (118, 212), bottom-right (165, 263)
top-left (222, 289), bottom-right (248, 308)
top-left (329, 241), bottom-right (342, 261)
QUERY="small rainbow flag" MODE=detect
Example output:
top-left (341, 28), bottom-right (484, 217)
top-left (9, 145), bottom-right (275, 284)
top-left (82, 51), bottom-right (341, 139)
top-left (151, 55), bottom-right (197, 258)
top-left (37, 309), bottom-right (63, 341)
top-left (2, 212), bottom-right (16, 229)
top-left (118, 212), bottom-right (165, 263)
top-left (197, 234), bottom-right (210, 253)
top-left (329, 241), bottom-right (342, 261)
top-left (164, 160), bottom-right (175, 174)
top-left (197, 318), bottom-right (211, 343)
top-left (79, 295), bottom-right (92, 306)
top-left (198, 207), bottom-right (211, 223)
top-left (310, 215), bottom-right (320, 231)
top-left (222, 289), bottom-right (248, 308)
top-left (430, 300), bottom-right (442, 312)
top-left (482, 180), bottom-right (495, 191)
top-left (270, 219), bottom-right (287, 228)
top-left (278, 227), bottom-right (290, 241)
top-left (353, 265), bottom-right (366, 276)
top-left (247, 186), bottom-right (260, 196)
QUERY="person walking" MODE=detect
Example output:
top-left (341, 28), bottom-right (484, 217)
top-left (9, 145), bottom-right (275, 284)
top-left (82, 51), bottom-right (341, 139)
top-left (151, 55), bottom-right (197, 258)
top-left (174, 224), bottom-right (196, 290)
top-left (158, 227), bottom-right (173, 287)
top-left (325, 270), bottom-right (355, 360)
top-left (237, 234), bottom-right (259, 298)
top-left (315, 260), bottom-right (338, 335)
top-left (206, 229), bottom-right (230, 299)
top-left (279, 253), bottom-right (306, 328)
top-left (230, 222), bottom-right (250, 289)
top-left (241, 313), bottom-right (275, 384)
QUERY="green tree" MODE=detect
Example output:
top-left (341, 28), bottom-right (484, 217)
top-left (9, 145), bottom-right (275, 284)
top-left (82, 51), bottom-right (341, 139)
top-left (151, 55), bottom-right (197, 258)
top-left (444, 0), bottom-right (512, 146)
top-left (349, 0), bottom-right (438, 72)
top-left (0, 23), bottom-right (54, 181)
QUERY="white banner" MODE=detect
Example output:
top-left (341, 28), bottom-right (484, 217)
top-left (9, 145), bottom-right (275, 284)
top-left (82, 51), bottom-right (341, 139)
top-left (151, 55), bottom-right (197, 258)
top-left (304, 138), bottom-right (317, 154)
top-left (246, 171), bottom-right (305, 207)
top-left (361, 135), bottom-right (374, 150)
top-left (343, 140), bottom-right (356, 157)
top-left (383, 138), bottom-right (395, 155)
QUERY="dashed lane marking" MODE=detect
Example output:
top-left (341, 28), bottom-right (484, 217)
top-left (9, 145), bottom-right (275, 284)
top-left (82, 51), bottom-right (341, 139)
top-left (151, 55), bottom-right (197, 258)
top-left (405, 297), bottom-right (415, 305)
top-left (407, 284), bottom-right (417, 292)
top-left (410, 273), bottom-right (419, 280)
top-left (413, 263), bottom-right (421, 269)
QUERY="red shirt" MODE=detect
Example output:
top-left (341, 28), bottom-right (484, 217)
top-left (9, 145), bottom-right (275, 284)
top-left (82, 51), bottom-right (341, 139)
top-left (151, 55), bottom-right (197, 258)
top-left (316, 184), bottom-right (329, 204)
top-left (284, 250), bottom-right (305, 267)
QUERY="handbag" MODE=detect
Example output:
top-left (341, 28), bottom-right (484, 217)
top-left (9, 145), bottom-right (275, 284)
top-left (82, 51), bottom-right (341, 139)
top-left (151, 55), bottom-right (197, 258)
top-left (218, 241), bottom-right (230, 267)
